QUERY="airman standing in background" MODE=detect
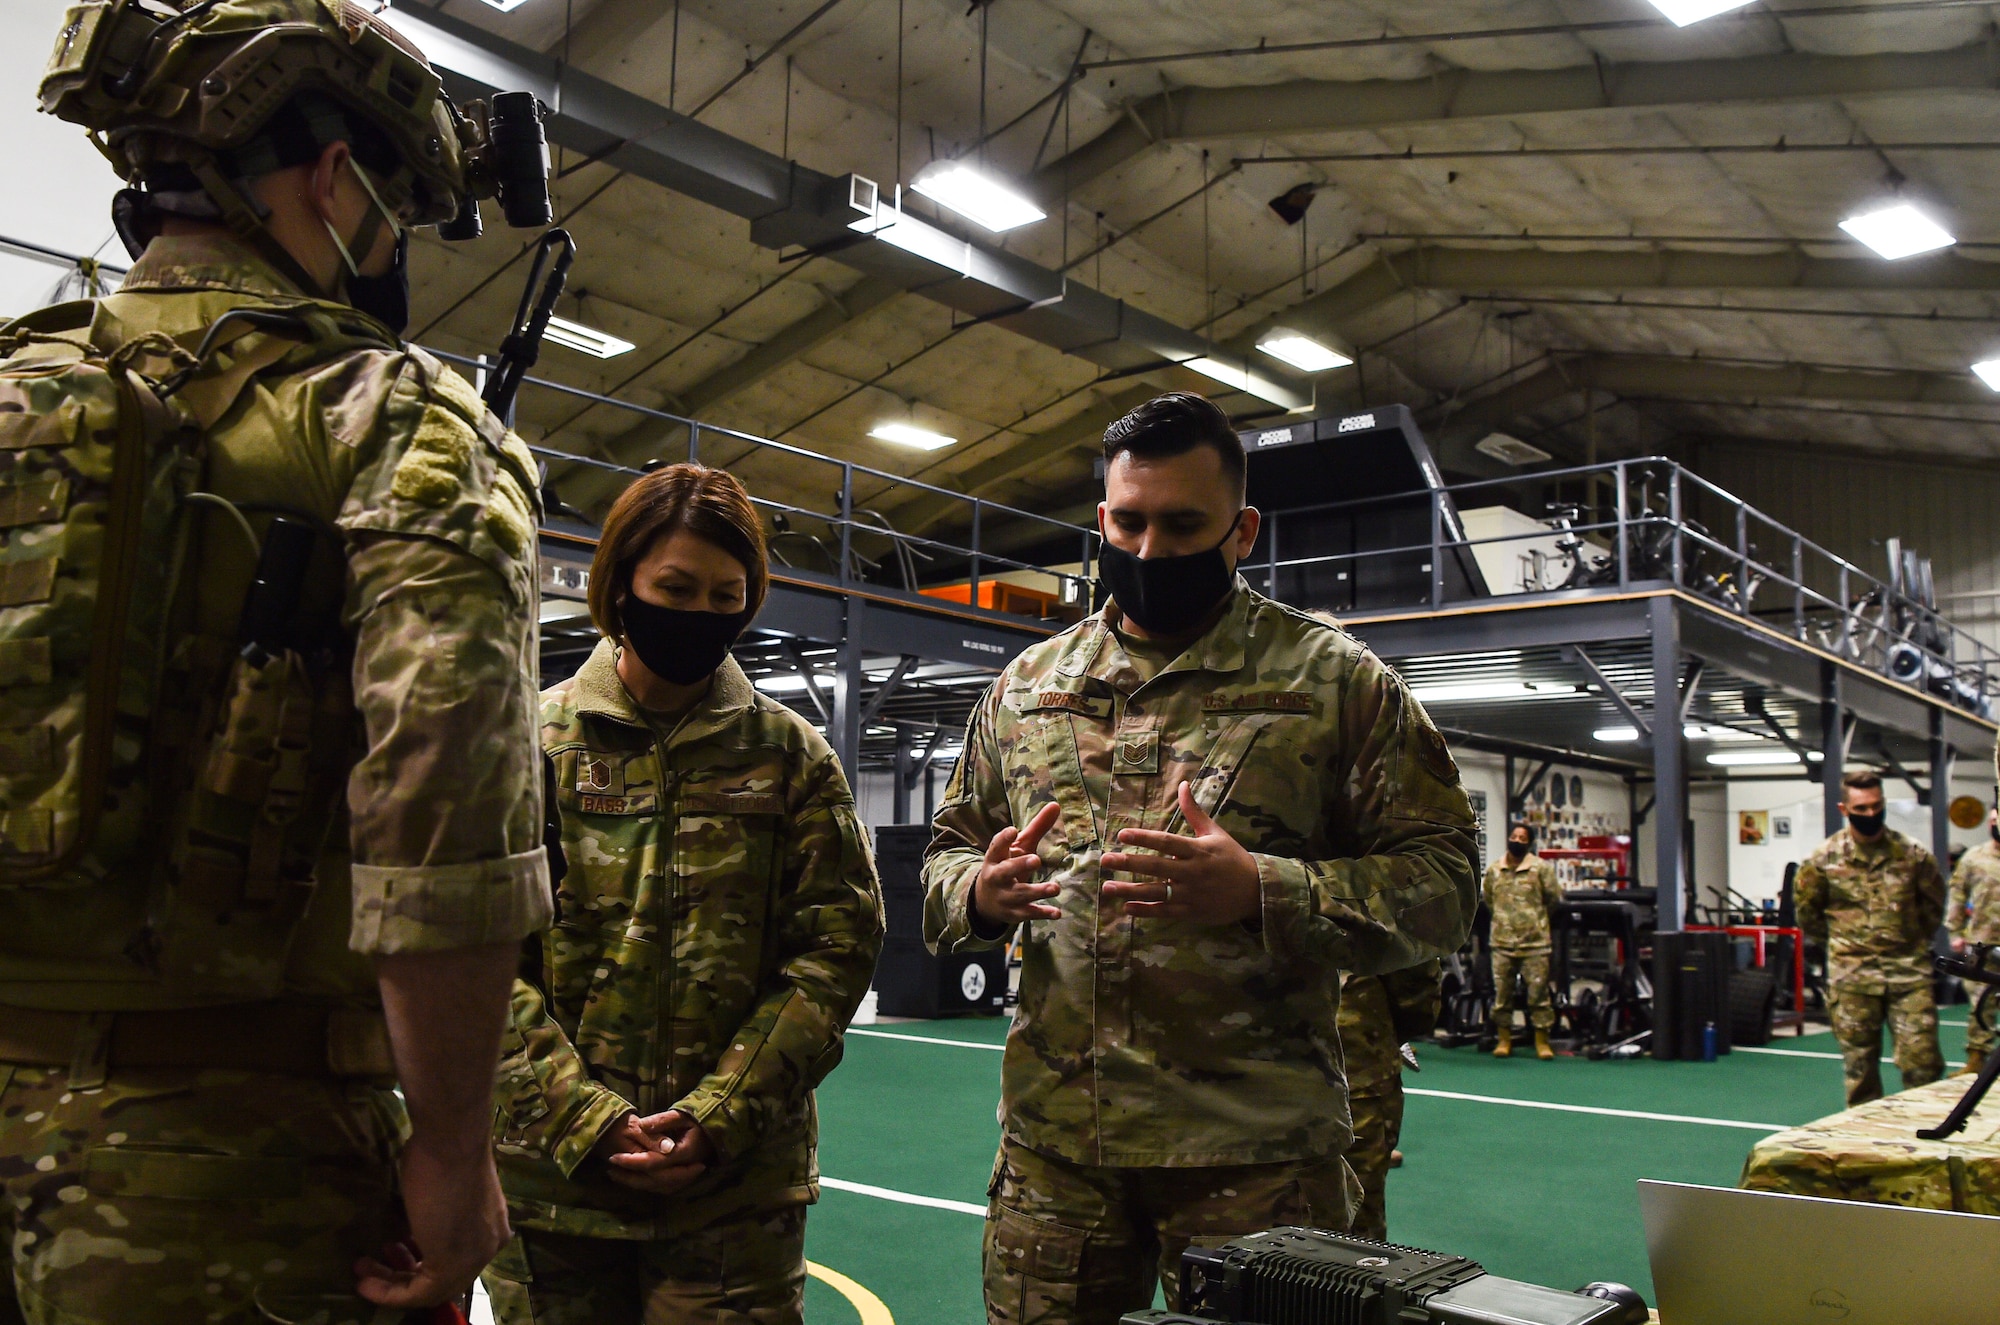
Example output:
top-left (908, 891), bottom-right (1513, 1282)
top-left (1946, 810), bottom-right (2000, 1074)
top-left (1483, 823), bottom-right (1564, 1060)
top-left (1796, 769), bottom-right (1945, 1106)
top-left (1338, 961), bottom-right (1442, 1242)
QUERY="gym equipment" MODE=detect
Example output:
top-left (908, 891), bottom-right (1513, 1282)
top-left (871, 825), bottom-right (1006, 1019)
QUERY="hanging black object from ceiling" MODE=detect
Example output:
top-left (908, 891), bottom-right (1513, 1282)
top-left (1269, 182), bottom-right (1318, 225)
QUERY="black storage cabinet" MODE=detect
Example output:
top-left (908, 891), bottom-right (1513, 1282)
top-left (873, 824), bottom-right (1008, 1019)
top-left (1651, 930), bottom-right (1735, 1060)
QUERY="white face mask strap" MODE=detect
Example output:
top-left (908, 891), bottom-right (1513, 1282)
top-left (322, 158), bottom-right (404, 279)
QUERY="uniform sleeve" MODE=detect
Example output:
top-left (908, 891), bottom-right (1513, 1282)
top-left (1383, 958), bottom-right (1444, 1043)
top-left (923, 682), bottom-right (1014, 953)
top-left (1949, 858), bottom-right (1974, 936)
top-left (336, 353), bottom-right (552, 955)
top-left (673, 745), bottom-right (884, 1162)
top-left (492, 978), bottom-right (633, 1178)
top-left (1542, 862), bottom-right (1565, 911)
top-left (1255, 652), bottom-right (1479, 977)
top-left (1794, 857), bottom-right (1827, 941)
top-left (1913, 850), bottom-right (1947, 938)
top-left (1480, 865), bottom-right (1495, 910)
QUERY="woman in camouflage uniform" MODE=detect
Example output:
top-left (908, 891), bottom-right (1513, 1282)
top-left (481, 465), bottom-right (885, 1325)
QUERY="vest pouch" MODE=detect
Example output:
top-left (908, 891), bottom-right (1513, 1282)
top-left (155, 647), bottom-right (334, 1000)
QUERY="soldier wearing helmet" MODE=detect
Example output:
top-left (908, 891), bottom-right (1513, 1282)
top-left (0, 3), bottom-right (555, 1321)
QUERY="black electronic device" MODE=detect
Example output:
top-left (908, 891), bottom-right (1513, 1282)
top-left (1918, 944), bottom-right (2000, 1139)
top-left (1237, 405), bottom-right (1489, 612)
top-left (1119, 1227), bottom-right (1643, 1325)
top-left (872, 824), bottom-right (1006, 1019)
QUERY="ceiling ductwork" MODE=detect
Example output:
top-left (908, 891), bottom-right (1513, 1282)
top-left (391, 7), bottom-right (1312, 411)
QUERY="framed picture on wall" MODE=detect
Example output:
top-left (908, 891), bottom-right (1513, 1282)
top-left (1773, 815), bottom-right (1792, 838)
top-left (1739, 810), bottom-right (1770, 846)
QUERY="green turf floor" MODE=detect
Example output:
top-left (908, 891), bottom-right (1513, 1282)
top-left (799, 1010), bottom-right (1977, 1323)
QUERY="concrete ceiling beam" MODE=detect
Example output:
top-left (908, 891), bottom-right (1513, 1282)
top-left (560, 277), bottom-right (904, 511)
top-left (1030, 41), bottom-right (2000, 202)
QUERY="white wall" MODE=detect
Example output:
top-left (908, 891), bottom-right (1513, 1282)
top-left (1724, 772), bottom-right (1996, 906)
top-left (0, 2), bottom-right (123, 316)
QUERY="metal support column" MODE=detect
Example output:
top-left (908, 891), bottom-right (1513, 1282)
top-left (1820, 659), bottom-right (1845, 836)
top-left (1650, 596), bottom-right (1686, 931)
top-left (830, 598), bottom-right (867, 778)
top-left (893, 731), bottom-right (913, 824)
top-left (1931, 707), bottom-right (1954, 870)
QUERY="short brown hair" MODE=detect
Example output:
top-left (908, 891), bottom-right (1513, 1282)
top-left (1842, 769), bottom-right (1883, 793)
top-left (587, 464), bottom-right (769, 641)
top-left (1102, 392), bottom-right (1246, 497)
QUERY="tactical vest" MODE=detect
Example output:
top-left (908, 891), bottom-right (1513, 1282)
top-left (0, 294), bottom-right (393, 1002)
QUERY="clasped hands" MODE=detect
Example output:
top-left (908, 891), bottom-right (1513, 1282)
top-left (591, 1108), bottom-right (715, 1195)
top-left (973, 781), bottom-right (1261, 927)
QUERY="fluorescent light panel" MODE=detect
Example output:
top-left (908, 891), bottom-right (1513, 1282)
top-left (1183, 357), bottom-right (1298, 408)
top-left (1974, 359), bottom-right (2000, 391)
top-left (542, 315), bottom-right (635, 359)
top-left (1410, 681), bottom-right (1580, 704)
top-left (911, 161), bottom-right (1045, 233)
top-left (1645, 0), bottom-right (1751, 23)
top-left (1838, 202), bottom-right (1955, 261)
top-left (477, 0), bottom-right (539, 12)
top-left (1708, 750), bottom-right (1825, 766)
top-left (1594, 724), bottom-right (1765, 743)
top-left (869, 422), bottom-right (957, 451)
top-left (1257, 332), bottom-right (1352, 374)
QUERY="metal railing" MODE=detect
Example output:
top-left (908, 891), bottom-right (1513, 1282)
top-left (1246, 456), bottom-right (2000, 715)
top-left (426, 349), bottom-right (1100, 626)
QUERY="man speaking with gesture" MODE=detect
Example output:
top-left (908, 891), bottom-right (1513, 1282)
top-left (923, 393), bottom-right (1478, 1325)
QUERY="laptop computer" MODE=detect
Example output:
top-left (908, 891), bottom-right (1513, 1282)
top-left (1638, 1179), bottom-right (2000, 1324)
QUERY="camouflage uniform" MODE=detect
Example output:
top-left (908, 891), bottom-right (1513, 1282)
top-left (1796, 826), bottom-right (1946, 1106)
top-left (1948, 838), bottom-right (2000, 1067)
top-left (923, 581), bottom-right (1477, 1324)
top-left (0, 233), bottom-right (550, 1324)
top-left (1337, 962), bottom-right (1441, 1242)
top-left (478, 639), bottom-right (883, 1325)
top-left (1741, 1074), bottom-right (2000, 1213)
top-left (1482, 853), bottom-right (1563, 1033)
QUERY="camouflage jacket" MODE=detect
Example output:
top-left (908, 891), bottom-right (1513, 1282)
top-left (1339, 960), bottom-right (1443, 1094)
top-left (1795, 826), bottom-right (1945, 992)
top-left (0, 232), bottom-right (549, 1014)
top-left (492, 639), bottom-right (883, 1239)
top-left (1950, 839), bottom-right (2000, 945)
top-left (1482, 853), bottom-right (1563, 953)
top-left (923, 582), bottom-right (1477, 1167)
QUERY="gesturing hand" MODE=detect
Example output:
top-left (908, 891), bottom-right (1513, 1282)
top-left (599, 1109), bottom-right (714, 1196)
top-left (1101, 781), bottom-right (1261, 926)
top-left (972, 800), bottom-right (1064, 928)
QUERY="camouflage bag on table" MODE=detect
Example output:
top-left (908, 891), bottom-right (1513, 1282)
top-left (0, 297), bottom-right (388, 998)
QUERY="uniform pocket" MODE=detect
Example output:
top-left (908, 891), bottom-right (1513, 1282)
top-left (986, 1205), bottom-right (1088, 1323)
top-left (84, 1144), bottom-right (303, 1200)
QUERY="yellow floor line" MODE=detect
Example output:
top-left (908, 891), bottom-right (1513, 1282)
top-left (807, 1259), bottom-right (896, 1325)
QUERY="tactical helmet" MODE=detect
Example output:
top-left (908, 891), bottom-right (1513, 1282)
top-left (40, 0), bottom-right (481, 228)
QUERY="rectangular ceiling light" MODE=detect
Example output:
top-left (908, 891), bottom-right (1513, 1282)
top-left (1838, 202), bottom-right (1955, 260)
top-left (1184, 357), bottom-right (1299, 408)
top-left (1257, 332), bottom-right (1352, 374)
top-left (477, 0), bottom-right (539, 11)
top-left (869, 422), bottom-right (957, 451)
top-left (1708, 749), bottom-right (1825, 766)
top-left (1410, 681), bottom-right (1580, 704)
top-left (911, 161), bottom-right (1046, 233)
top-left (542, 315), bottom-right (636, 359)
top-left (1974, 359), bottom-right (2000, 391)
top-left (1595, 724), bottom-right (1763, 743)
top-left (1645, 0), bottom-right (1751, 23)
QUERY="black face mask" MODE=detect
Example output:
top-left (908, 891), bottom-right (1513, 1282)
top-left (346, 232), bottom-right (410, 337)
top-left (1990, 823), bottom-right (1999, 844)
top-left (1848, 810), bottom-right (1886, 838)
top-left (620, 593), bottom-right (752, 687)
top-left (1506, 840), bottom-right (1529, 859)
top-left (1098, 511), bottom-right (1242, 637)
